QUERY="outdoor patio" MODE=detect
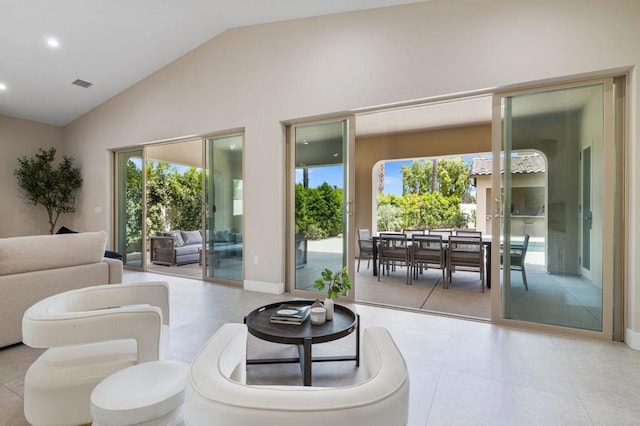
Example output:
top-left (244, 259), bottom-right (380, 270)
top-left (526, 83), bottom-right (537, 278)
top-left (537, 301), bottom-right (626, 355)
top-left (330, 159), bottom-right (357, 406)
top-left (141, 236), bottom-right (602, 328)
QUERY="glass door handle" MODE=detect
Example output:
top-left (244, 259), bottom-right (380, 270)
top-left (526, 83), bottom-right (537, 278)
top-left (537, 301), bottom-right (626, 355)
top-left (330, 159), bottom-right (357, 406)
top-left (494, 198), bottom-right (502, 218)
top-left (346, 200), bottom-right (354, 216)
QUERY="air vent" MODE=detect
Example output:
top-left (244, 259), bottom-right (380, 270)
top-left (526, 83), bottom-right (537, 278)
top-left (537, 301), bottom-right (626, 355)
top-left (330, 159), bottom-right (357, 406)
top-left (72, 79), bottom-right (93, 88)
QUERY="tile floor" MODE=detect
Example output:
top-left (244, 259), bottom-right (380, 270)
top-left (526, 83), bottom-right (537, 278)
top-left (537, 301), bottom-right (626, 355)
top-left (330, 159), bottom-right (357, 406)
top-left (356, 264), bottom-right (492, 319)
top-left (3, 270), bottom-right (640, 425)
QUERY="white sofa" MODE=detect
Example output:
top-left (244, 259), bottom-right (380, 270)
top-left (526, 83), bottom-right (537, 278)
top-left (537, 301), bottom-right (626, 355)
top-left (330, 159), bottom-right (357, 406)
top-left (0, 230), bottom-right (122, 348)
top-left (184, 323), bottom-right (410, 426)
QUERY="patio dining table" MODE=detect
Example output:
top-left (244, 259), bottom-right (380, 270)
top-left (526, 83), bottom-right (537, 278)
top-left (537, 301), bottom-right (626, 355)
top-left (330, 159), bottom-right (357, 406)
top-left (371, 234), bottom-right (493, 288)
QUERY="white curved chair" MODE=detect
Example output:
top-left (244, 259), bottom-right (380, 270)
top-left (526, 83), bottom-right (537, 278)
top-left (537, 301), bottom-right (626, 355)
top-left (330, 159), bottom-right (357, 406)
top-left (22, 281), bottom-right (170, 426)
top-left (185, 323), bottom-right (410, 426)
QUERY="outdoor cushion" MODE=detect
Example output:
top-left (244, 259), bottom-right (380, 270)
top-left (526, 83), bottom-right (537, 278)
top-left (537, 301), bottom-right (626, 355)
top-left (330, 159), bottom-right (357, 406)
top-left (164, 231), bottom-right (185, 247)
top-left (214, 229), bottom-right (230, 242)
top-left (175, 245), bottom-right (200, 256)
top-left (181, 230), bottom-right (202, 245)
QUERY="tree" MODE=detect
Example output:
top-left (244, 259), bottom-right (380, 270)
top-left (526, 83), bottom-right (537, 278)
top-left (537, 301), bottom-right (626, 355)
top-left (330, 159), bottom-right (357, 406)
top-left (168, 167), bottom-right (202, 231)
top-left (377, 186), bottom-right (469, 230)
top-left (436, 158), bottom-right (470, 199)
top-left (401, 160), bottom-right (433, 195)
top-left (377, 203), bottom-right (403, 231)
top-left (14, 147), bottom-right (83, 234)
top-left (143, 161), bottom-right (204, 237)
top-left (145, 161), bottom-right (173, 238)
top-left (295, 182), bottom-right (343, 239)
top-left (125, 159), bottom-right (143, 252)
top-left (375, 162), bottom-right (385, 194)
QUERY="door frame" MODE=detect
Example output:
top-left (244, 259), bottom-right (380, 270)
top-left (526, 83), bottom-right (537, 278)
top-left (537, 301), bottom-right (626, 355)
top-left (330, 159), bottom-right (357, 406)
top-left (285, 115), bottom-right (356, 301)
top-left (202, 131), bottom-right (246, 285)
top-left (490, 77), bottom-right (618, 340)
top-left (113, 148), bottom-right (147, 271)
top-left (114, 130), bottom-right (245, 285)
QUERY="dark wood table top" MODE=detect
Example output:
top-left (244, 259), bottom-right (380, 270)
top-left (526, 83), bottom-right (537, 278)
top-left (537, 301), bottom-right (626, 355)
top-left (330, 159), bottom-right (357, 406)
top-left (245, 300), bottom-right (358, 345)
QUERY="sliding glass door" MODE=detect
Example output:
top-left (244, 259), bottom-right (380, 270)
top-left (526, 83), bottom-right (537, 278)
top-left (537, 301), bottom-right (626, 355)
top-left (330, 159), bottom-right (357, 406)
top-left (492, 80), bottom-right (615, 336)
top-left (115, 135), bottom-right (244, 283)
top-left (204, 134), bottom-right (244, 282)
top-left (115, 149), bottom-right (144, 268)
top-left (288, 118), bottom-right (355, 299)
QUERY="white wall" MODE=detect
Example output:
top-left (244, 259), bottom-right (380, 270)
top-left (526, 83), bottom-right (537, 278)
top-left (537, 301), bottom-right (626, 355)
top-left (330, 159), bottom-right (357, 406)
top-left (0, 115), bottom-right (64, 237)
top-left (61, 0), bottom-right (640, 342)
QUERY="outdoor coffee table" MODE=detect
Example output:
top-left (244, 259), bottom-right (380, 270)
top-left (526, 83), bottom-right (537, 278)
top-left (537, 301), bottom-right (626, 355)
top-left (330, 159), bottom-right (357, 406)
top-left (244, 300), bottom-right (360, 386)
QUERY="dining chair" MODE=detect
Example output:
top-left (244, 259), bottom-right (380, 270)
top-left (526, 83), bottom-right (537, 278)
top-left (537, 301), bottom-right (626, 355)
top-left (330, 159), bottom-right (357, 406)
top-left (446, 235), bottom-right (485, 292)
top-left (410, 234), bottom-right (446, 283)
top-left (454, 229), bottom-right (482, 237)
top-left (378, 233), bottom-right (410, 284)
top-left (428, 228), bottom-right (453, 238)
top-left (501, 234), bottom-right (530, 290)
top-left (357, 229), bottom-right (374, 272)
top-left (403, 228), bottom-right (425, 238)
top-left (358, 228), bottom-right (371, 240)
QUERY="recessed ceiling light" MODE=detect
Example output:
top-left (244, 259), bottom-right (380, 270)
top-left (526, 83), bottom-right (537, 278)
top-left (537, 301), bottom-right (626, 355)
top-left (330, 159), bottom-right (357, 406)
top-left (0, 83), bottom-right (7, 91)
top-left (46, 38), bottom-right (60, 48)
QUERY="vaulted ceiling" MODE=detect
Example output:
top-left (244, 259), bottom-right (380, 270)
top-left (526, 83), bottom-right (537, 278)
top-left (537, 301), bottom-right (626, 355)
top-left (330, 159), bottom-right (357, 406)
top-left (0, 0), bottom-right (426, 127)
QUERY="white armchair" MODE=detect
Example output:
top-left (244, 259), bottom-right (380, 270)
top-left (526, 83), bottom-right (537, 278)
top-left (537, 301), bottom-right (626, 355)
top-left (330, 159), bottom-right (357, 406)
top-left (22, 281), bottom-right (170, 426)
top-left (184, 323), bottom-right (410, 426)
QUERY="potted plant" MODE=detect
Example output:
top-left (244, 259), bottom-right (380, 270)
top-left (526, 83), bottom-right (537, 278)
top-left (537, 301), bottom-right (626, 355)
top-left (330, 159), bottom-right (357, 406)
top-left (313, 266), bottom-right (352, 320)
top-left (14, 147), bottom-right (83, 234)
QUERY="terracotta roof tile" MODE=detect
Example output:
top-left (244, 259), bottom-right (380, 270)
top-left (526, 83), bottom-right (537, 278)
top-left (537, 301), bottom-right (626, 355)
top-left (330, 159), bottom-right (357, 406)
top-left (470, 154), bottom-right (545, 176)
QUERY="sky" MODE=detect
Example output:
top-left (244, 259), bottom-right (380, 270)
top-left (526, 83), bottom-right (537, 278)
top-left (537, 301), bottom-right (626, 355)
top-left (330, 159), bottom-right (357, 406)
top-left (142, 155), bottom-right (483, 197)
top-left (294, 163), bottom-right (408, 193)
top-left (295, 155), bottom-right (481, 196)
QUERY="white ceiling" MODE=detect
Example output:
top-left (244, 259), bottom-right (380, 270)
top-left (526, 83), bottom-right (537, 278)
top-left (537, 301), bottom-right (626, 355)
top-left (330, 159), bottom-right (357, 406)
top-left (356, 96), bottom-right (493, 136)
top-left (1, 1), bottom-right (596, 135)
top-left (0, 0), bottom-right (427, 127)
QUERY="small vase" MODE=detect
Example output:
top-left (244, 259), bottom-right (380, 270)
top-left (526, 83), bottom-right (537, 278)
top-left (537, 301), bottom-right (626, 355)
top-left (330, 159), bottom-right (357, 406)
top-left (324, 297), bottom-right (334, 321)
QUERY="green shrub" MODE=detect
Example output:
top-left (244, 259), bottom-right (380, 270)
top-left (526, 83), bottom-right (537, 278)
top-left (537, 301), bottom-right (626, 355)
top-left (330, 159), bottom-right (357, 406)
top-left (377, 204), bottom-right (403, 231)
top-left (295, 182), bottom-right (343, 238)
top-left (305, 223), bottom-right (329, 240)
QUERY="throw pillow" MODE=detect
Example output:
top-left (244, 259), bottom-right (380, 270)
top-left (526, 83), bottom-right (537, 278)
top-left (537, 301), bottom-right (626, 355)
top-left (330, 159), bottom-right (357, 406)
top-left (55, 227), bottom-right (123, 259)
top-left (56, 226), bottom-right (78, 234)
top-left (167, 230), bottom-right (185, 247)
top-left (181, 230), bottom-right (202, 245)
top-left (214, 229), bottom-right (230, 242)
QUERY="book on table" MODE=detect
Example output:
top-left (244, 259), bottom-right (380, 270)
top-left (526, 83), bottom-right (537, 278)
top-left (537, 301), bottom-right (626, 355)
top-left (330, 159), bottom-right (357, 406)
top-left (270, 304), bottom-right (311, 325)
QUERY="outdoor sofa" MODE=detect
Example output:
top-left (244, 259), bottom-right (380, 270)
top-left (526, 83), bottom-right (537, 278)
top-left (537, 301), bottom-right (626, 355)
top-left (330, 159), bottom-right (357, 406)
top-left (150, 229), bottom-right (242, 266)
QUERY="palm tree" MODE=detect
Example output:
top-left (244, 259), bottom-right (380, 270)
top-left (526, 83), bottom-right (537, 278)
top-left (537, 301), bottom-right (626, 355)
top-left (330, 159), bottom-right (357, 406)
top-left (376, 162), bottom-right (385, 194)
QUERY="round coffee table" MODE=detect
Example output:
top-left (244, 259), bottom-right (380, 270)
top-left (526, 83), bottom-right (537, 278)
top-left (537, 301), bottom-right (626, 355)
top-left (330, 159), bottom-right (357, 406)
top-left (244, 300), bottom-right (359, 386)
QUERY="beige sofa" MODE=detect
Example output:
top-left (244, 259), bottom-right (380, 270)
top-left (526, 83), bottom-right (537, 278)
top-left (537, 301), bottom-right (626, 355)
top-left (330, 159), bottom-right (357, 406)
top-left (0, 231), bottom-right (122, 348)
